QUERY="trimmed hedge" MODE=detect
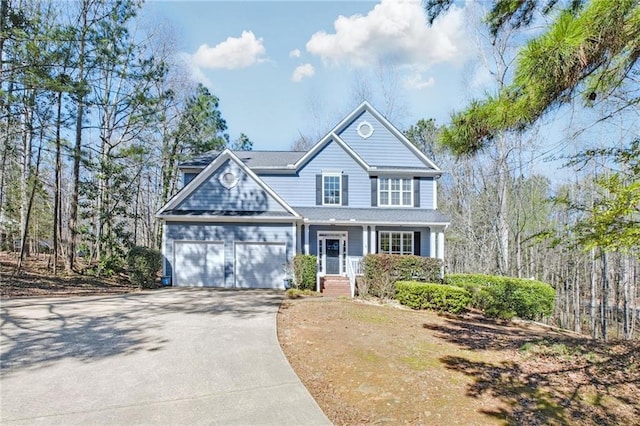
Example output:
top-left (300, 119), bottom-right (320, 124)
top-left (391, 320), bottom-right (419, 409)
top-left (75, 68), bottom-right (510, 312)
top-left (396, 281), bottom-right (471, 314)
top-left (127, 246), bottom-right (162, 289)
top-left (293, 254), bottom-right (317, 291)
top-left (362, 254), bottom-right (442, 299)
top-left (445, 274), bottom-right (555, 320)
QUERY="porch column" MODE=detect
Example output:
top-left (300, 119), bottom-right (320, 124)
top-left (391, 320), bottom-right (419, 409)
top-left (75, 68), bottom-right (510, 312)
top-left (437, 229), bottom-right (445, 260)
top-left (430, 229), bottom-right (437, 258)
top-left (295, 222), bottom-right (301, 253)
top-left (304, 224), bottom-right (310, 255)
top-left (292, 223), bottom-right (298, 257)
top-left (362, 225), bottom-right (368, 255)
top-left (370, 225), bottom-right (376, 254)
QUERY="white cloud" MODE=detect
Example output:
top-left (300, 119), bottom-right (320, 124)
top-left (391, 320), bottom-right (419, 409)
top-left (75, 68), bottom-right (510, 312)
top-left (305, 0), bottom-right (469, 69)
top-left (289, 49), bottom-right (301, 58)
top-left (191, 31), bottom-right (266, 70)
top-left (404, 72), bottom-right (435, 89)
top-left (291, 63), bottom-right (315, 82)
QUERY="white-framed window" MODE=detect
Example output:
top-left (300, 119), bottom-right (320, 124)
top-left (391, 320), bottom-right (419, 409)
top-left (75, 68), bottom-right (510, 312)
top-left (323, 173), bottom-right (342, 205)
top-left (379, 231), bottom-right (414, 255)
top-left (379, 177), bottom-right (413, 206)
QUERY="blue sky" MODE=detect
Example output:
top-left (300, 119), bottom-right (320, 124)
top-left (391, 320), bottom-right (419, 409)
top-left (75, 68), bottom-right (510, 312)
top-left (143, 0), bottom-right (479, 151)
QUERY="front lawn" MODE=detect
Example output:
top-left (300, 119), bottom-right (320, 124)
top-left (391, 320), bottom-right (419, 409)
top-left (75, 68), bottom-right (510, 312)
top-left (277, 298), bottom-right (639, 425)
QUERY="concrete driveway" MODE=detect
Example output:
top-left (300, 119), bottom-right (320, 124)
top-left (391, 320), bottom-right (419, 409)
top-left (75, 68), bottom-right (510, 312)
top-left (0, 289), bottom-right (331, 425)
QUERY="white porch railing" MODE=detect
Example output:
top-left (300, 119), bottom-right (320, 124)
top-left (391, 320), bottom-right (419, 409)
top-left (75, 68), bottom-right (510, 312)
top-left (346, 256), bottom-right (363, 297)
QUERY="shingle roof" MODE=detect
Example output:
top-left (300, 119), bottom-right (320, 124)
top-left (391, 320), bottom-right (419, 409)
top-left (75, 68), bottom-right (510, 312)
top-left (180, 150), bottom-right (306, 168)
top-left (293, 207), bottom-right (449, 224)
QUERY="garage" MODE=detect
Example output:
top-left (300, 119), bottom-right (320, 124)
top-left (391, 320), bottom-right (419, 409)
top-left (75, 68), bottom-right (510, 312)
top-left (235, 242), bottom-right (286, 289)
top-left (174, 241), bottom-right (224, 287)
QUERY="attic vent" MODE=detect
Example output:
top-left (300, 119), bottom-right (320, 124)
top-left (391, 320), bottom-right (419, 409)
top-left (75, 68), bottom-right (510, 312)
top-left (219, 171), bottom-right (239, 189)
top-left (357, 120), bottom-right (374, 139)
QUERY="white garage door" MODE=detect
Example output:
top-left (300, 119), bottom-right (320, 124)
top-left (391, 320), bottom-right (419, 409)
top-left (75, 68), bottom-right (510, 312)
top-left (174, 241), bottom-right (224, 287)
top-left (235, 242), bottom-right (286, 289)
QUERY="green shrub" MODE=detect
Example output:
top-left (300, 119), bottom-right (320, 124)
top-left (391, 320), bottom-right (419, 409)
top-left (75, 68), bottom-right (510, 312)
top-left (395, 281), bottom-right (471, 314)
top-left (126, 246), bottom-right (162, 289)
top-left (293, 254), bottom-right (317, 291)
top-left (362, 254), bottom-right (442, 299)
top-left (445, 274), bottom-right (555, 320)
top-left (97, 254), bottom-right (125, 277)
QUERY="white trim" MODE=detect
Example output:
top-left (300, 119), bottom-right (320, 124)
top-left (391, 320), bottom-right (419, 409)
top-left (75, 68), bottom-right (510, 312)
top-left (357, 120), bottom-right (374, 139)
top-left (156, 149), bottom-right (301, 219)
top-left (437, 231), bottom-right (445, 260)
top-left (317, 231), bottom-right (348, 276)
top-left (433, 179), bottom-right (437, 209)
top-left (162, 222), bottom-right (168, 276)
top-left (321, 172), bottom-right (342, 206)
top-left (362, 225), bottom-right (368, 255)
top-left (370, 225), bottom-right (376, 254)
top-left (304, 225), bottom-right (310, 255)
top-left (377, 177), bottom-right (413, 207)
top-left (430, 229), bottom-right (437, 258)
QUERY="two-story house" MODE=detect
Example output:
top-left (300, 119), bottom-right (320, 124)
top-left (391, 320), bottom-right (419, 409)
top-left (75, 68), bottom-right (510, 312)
top-left (156, 101), bottom-right (449, 296)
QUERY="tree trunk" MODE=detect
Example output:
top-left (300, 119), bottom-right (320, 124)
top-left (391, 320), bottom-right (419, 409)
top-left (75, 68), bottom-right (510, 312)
top-left (52, 90), bottom-right (63, 275)
top-left (601, 250), bottom-right (608, 341)
top-left (67, 0), bottom-right (89, 272)
top-left (590, 248), bottom-right (598, 339)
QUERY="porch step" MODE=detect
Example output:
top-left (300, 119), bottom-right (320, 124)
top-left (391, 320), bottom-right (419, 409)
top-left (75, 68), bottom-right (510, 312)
top-left (321, 276), bottom-right (351, 297)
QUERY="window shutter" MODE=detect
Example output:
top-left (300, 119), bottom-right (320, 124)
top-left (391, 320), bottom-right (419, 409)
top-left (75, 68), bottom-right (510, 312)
top-left (316, 174), bottom-right (322, 205)
top-left (342, 175), bottom-right (349, 206)
top-left (414, 231), bottom-right (421, 255)
top-left (371, 176), bottom-right (377, 207)
top-left (413, 177), bottom-right (420, 207)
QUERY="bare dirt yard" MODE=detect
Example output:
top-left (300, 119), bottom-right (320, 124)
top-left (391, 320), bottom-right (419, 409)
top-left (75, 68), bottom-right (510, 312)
top-left (0, 252), bottom-right (137, 298)
top-left (277, 297), bottom-right (640, 426)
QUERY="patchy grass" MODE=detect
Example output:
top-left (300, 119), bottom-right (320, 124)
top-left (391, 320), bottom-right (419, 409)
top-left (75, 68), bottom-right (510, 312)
top-left (277, 298), bottom-right (640, 426)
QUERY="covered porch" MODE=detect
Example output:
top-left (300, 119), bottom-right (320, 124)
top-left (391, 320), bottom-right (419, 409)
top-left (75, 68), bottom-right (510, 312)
top-left (292, 207), bottom-right (449, 297)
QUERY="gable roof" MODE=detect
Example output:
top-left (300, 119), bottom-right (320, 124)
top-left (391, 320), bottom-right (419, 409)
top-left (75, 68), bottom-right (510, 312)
top-left (156, 149), bottom-right (300, 219)
top-left (177, 101), bottom-right (442, 176)
top-left (295, 101), bottom-right (440, 172)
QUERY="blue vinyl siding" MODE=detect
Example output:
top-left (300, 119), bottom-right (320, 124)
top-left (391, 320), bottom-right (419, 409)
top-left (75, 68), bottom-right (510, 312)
top-left (176, 159), bottom-right (286, 213)
top-left (164, 222), bottom-right (293, 286)
top-left (261, 139), bottom-right (371, 207)
top-left (420, 177), bottom-right (435, 209)
top-left (338, 111), bottom-right (427, 168)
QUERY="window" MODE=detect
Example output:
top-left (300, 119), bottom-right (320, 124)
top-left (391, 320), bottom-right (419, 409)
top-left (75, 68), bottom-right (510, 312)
top-left (323, 174), bottom-right (341, 205)
top-left (379, 231), bottom-right (414, 255)
top-left (379, 177), bottom-right (413, 206)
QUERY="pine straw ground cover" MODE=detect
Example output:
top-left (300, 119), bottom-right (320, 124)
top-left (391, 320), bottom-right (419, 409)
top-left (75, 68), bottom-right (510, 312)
top-left (277, 298), bottom-right (639, 426)
top-left (0, 252), bottom-right (137, 298)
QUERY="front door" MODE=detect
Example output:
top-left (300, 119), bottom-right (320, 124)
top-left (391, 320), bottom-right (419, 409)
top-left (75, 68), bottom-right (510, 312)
top-left (325, 239), bottom-right (341, 275)
top-left (318, 232), bottom-right (347, 276)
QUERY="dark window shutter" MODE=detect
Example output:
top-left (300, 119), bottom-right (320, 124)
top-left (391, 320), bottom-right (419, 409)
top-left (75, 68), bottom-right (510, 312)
top-left (316, 174), bottom-right (322, 205)
top-left (414, 231), bottom-right (421, 255)
top-left (371, 176), bottom-right (377, 207)
top-left (342, 175), bottom-right (349, 206)
top-left (413, 177), bottom-right (420, 207)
